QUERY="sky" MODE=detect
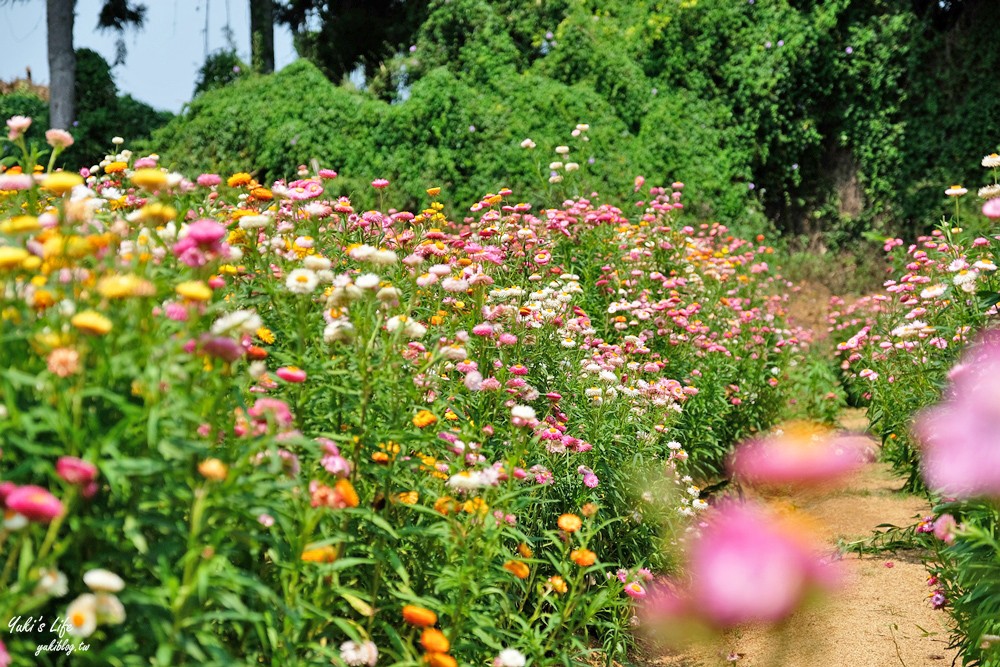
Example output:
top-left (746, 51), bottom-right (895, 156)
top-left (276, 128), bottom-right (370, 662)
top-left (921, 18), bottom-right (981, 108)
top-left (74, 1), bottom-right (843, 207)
top-left (0, 0), bottom-right (298, 112)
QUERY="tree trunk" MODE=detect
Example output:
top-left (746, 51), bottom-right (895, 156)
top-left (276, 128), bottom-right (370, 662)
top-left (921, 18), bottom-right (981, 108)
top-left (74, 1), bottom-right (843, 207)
top-left (250, 0), bottom-right (274, 74)
top-left (47, 0), bottom-right (77, 130)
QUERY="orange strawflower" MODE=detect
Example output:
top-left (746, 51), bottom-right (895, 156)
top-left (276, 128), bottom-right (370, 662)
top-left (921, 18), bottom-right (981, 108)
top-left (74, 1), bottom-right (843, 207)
top-left (548, 575), bottom-right (568, 594)
top-left (517, 542), bottom-right (533, 558)
top-left (570, 548), bottom-right (596, 567)
top-left (434, 497), bottom-right (457, 515)
top-left (424, 653), bottom-right (457, 667)
top-left (227, 172), bottom-right (253, 187)
top-left (402, 605), bottom-right (437, 627)
top-left (503, 560), bottom-right (530, 579)
top-left (558, 513), bottom-right (582, 533)
top-left (198, 458), bottom-right (228, 481)
top-left (413, 410), bottom-right (438, 429)
top-left (301, 545), bottom-right (338, 563)
top-left (335, 478), bottom-right (360, 508)
top-left (420, 628), bottom-right (450, 653)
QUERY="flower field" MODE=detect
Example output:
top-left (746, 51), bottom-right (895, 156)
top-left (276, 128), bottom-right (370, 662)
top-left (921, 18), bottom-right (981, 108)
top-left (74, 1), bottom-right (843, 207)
top-left (834, 155), bottom-right (1000, 665)
top-left (0, 118), bottom-right (808, 666)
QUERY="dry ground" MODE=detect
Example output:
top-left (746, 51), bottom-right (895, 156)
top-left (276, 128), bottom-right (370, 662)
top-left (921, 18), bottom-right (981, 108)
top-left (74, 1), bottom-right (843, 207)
top-left (643, 409), bottom-right (957, 667)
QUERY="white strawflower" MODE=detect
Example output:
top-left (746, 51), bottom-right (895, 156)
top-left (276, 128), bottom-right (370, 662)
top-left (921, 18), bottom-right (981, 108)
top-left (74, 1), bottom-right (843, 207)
top-left (945, 184), bottom-right (968, 197)
top-left (286, 268), bottom-right (319, 294)
top-left (511, 405), bottom-right (536, 420)
top-left (979, 184), bottom-right (1000, 200)
top-left (520, 138), bottom-right (536, 149)
top-left (983, 153), bottom-right (1000, 168)
top-left (303, 255), bottom-right (332, 271)
top-left (65, 594), bottom-right (98, 637)
top-left (211, 309), bottom-right (262, 336)
top-left (340, 640), bottom-right (379, 667)
top-left (238, 215), bottom-right (271, 230)
top-left (565, 162), bottom-right (580, 172)
top-left (355, 273), bottom-right (381, 289)
top-left (494, 648), bottom-right (527, 667)
top-left (370, 249), bottom-right (398, 266)
top-left (324, 320), bottom-right (356, 343)
top-left (349, 244), bottom-right (377, 261)
top-left (95, 592), bottom-right (126, 624)
top-left (35, 568), bottom-right (68, 598)
top-left (554, 145), bottom-right (570, 155)
top-left (920, 284), bottom-right (947, 299)
top-left (441, 277), bottom-right (469, 292)
top-left (83, 568), bottom-right (125, 593)
top-left (549, 161), bottom-right (564, 170)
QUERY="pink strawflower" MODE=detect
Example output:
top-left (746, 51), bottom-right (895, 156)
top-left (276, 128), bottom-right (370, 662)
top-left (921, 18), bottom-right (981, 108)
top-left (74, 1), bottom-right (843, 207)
top-left (371, 178), bottom-right (390, 189)
top-left (197, 173), bottom-right (222, 187)
top-left (933, 514), bottom-right (958, 544)
top-left (286, 179), bottom-right (324, 200)
top-left (0, 638), bottom-right (9, 667)
top-left (318, 438), bottom-right (352, 477)
top-left (5, 485), bottom-right (64, 523)
top-left (47, 347), bottom-right (80, 378)
top-left (645, 503), bottom-right (836, 632)
top-left (198, 335), bottom-right (245, 363)
top-left (276, 366), bottom-right (307, 383)
top-left (915, 332), bottom-right (1000, 497)
top-left (0, 173), bottom-right (33, 190)
top-left (623, 578), bottom-right (648, 599)
top-left (319, 169), bottom-right (338, 179)
top-left (56, 457), bottom-right (98, 486)
top-left (983, 198), bottom-right (1000, 219)
top-left (728, 430), bottom-right (872, 487)
top-left (185, 219), bottom-right (227, 244)
top-left (45, 128), bottom-right (74, 149)
top-left (6, 115), bottom-right (31, 141)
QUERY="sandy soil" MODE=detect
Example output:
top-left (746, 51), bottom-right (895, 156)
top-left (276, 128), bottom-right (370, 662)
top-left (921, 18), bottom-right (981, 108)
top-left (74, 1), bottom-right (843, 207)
top-left (644, 410), bottom-right (958, 667)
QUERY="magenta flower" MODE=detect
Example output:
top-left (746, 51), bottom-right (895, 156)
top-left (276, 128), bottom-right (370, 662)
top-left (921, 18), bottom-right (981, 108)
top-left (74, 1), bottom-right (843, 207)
top-left (645, 503), bottom-right (837, 631)
top-left (933, 514), bottom-right (958, 544)
top-left (198, 335), bottom-right (245, 363)
top-left (0, 174), bottom-right (33, 191)
top-left (45, 128), bottom-right (74, 149)
top-left (56, 456), bottom-right (98, 486)
top-left (371, 178), bottom-right (390, 189)
top-left (6, 115), bottom-right (31, 141)
top-left (197, 173), bottom-right (222, 187)
top-left (276, 366), bottom-right (307, 383)
top-left (5, 485), bottom-right (64, 523)
top-left (915, 333), bottom-right (1000, 497)
top-left (984, 198), bottom-right (1000, 219)
top-left (728, 431), bottom-right (872, 487)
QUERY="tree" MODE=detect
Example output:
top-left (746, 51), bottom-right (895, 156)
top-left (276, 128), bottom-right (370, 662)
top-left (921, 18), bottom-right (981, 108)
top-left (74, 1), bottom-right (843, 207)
top-left (277, 0), bottom-right (429, 82)
top-left (46, 0), bottom-right (75, 130)
top-left (250, 0), bottom-right (274, 73)
top-left (2, 0), bottom-right (147, 130)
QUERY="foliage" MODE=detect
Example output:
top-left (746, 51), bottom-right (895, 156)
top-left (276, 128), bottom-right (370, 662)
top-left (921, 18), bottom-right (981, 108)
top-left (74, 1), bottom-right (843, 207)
top-left (0, 49), bottom-right (172, 171)
top-left (0, 121), bottom-right (798, 664)
top-left (193, 49), bottom-right (249, 97)
top-left (831, 152), bottom-right (1000, 663)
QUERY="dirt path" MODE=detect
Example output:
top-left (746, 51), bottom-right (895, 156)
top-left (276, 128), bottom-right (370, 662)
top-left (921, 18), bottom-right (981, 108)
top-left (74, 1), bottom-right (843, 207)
top-left (649, 410), bottom-right (958, 667)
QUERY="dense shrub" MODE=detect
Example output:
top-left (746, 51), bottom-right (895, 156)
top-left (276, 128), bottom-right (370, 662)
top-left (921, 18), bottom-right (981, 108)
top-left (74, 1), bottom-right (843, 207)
top-left (0, 49), bottom-right (172, 171)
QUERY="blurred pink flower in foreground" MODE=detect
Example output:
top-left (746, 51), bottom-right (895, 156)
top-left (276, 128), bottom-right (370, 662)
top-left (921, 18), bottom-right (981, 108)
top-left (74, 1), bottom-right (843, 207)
top-left (914, 331), bottom-right (1000, 498)
top-left (643, 503), bottom-right (838, 633)
top-left (728, 426), bottom-right (874, 487)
